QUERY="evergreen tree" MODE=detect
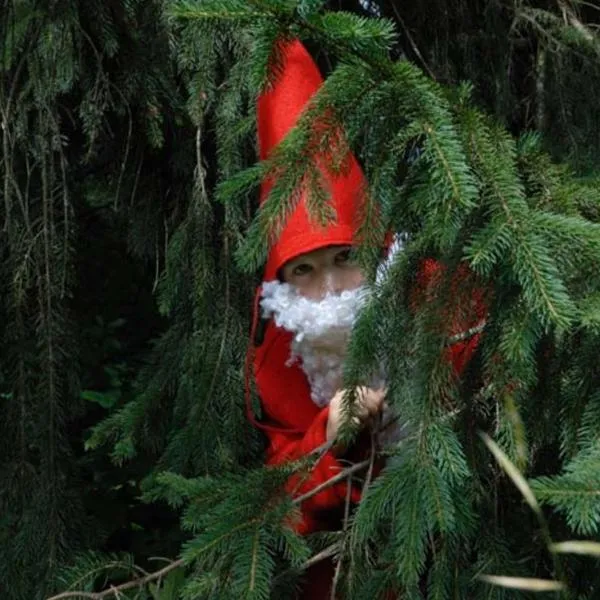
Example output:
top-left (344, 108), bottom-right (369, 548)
top-left (3, 1), bottom-right (600, 599)
top-left (1, 1), bottom-right (193, 596)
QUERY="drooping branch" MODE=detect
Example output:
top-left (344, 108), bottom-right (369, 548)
top-left (45, 559), bottom-right (185, 600)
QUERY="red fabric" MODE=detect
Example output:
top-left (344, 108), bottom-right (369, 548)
top-left (253, 321), bottom-right (363, 535)
top-left (411, 258), bottom-right (487, 376)
top-left (250, 259), bottom-right (485, 598)
top-left (253, 258), bottom-right (486, 529)
top-left (257, 39), bottom-right (368, 281)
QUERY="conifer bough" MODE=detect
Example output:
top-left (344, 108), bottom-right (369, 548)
top-left (2, 0), bottom-right (600, 598)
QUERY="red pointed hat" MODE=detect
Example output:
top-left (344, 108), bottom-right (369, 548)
top-left (258, 39), bottom-right (367, 281)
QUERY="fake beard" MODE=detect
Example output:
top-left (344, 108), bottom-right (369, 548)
top-left (260, 281), bottom-right (376, 408)
top-left (260, 281), bottom-right (406, 447)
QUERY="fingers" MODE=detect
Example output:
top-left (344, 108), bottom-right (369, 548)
top-left (329, 387), bottom-right (388, 435)
top-left (356, 386), bottom-right (386, 417)
top-left (342, 387), bottom-right (386, 431)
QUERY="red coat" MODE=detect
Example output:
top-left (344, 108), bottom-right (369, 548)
top-left (251, 258), bottom-right (486, 597)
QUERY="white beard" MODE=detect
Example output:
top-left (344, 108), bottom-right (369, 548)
top-left (260, 280), bottom-right (407, 447)
top-left (260, 281), bottom-right (376, 407)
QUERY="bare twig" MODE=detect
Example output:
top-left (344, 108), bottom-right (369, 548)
top-left (330, 473), bottom-right (353, 599)
top-left (130, 153), bottom-right (143, 206)
top-left (272, 542), bottom-right (341, 586)
top-left (193, 123), bottom-right (232, 425)
top-left (446, 321), bottom-right (486, 345)
top-left (204, 224), bottom-right (230, 403)
top-left (152, 230), bottom-right (160, 293)
top-left (45, 558), bottom-right (185, 600)
top-left (292, 459), bottom-right (370, 507)
top-left (389, 4), bottom-right (436, 80)
top-left (535, 46), bottom-right (546, 132)
top-left (287, 437), bottom-right (337, 498)
top-left (40, 144), bottom-right (59, 573)
top-left (303, 543), bottom-right (340, 571)
top-left (110, 82), bottom-right (133, 212)
top-left (350, 429), bottom-right (378, 594)
top-left (364, 420), bottom-right (378, 494)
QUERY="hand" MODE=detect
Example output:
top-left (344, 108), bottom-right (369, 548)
top-left (326, 386), bottom-right (387, 454)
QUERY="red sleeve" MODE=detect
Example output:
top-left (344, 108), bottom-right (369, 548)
top-left (412, 258), bottom-right (487, 376)
top-left (252, 322), bottom-right (363, 534)
top-left (264, 406), bottom-right (363, 534)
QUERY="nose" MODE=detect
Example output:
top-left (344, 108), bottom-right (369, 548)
top-left (322, 270), bottom-right (344, 295)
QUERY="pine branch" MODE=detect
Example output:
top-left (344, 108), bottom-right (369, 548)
top-left (292, 459), bottom-right (370, 506)
top-left (45, 559), bottom-right (185, 600)
top-left (168, 0), bottom-right (272, 22)
top-left (272, 542), bottom-right (341, 585)
top-left (558, 0), bottom-right (597, 47)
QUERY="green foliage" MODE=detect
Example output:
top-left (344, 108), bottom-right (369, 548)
top-left (56, 551), bottom-right (188, 599)
top-left (154, 1), bottom-right (600, 597)
top-left (532, 444), bottom-right (600, 536)
top-left (143, 467), bottom-right (311, 599)
top-left (0, 0), bottom-right (192, 596)
top-left (3, 0), bottom-right (600, 599)
top-left (350, 424), bottom-right (474, 592)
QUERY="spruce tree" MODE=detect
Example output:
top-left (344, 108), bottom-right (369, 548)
top-left (1, 1), bottom-right (193, 596)
top-left (3, 1), bottom-right (600, 599)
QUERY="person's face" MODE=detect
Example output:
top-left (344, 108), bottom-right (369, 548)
top-left (281, 245), bottom-right (365, 300)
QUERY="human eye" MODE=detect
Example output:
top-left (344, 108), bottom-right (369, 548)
top-left (292, 263), bottom-right (313, 276)
top-left (335, 248), bottom-right (354, 265)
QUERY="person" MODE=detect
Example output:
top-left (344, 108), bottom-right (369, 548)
top-left (246, 39), bottom-right (485, 599)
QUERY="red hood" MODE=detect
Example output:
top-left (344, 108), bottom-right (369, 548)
top-left (257, 39), bottom-right (367, 281)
